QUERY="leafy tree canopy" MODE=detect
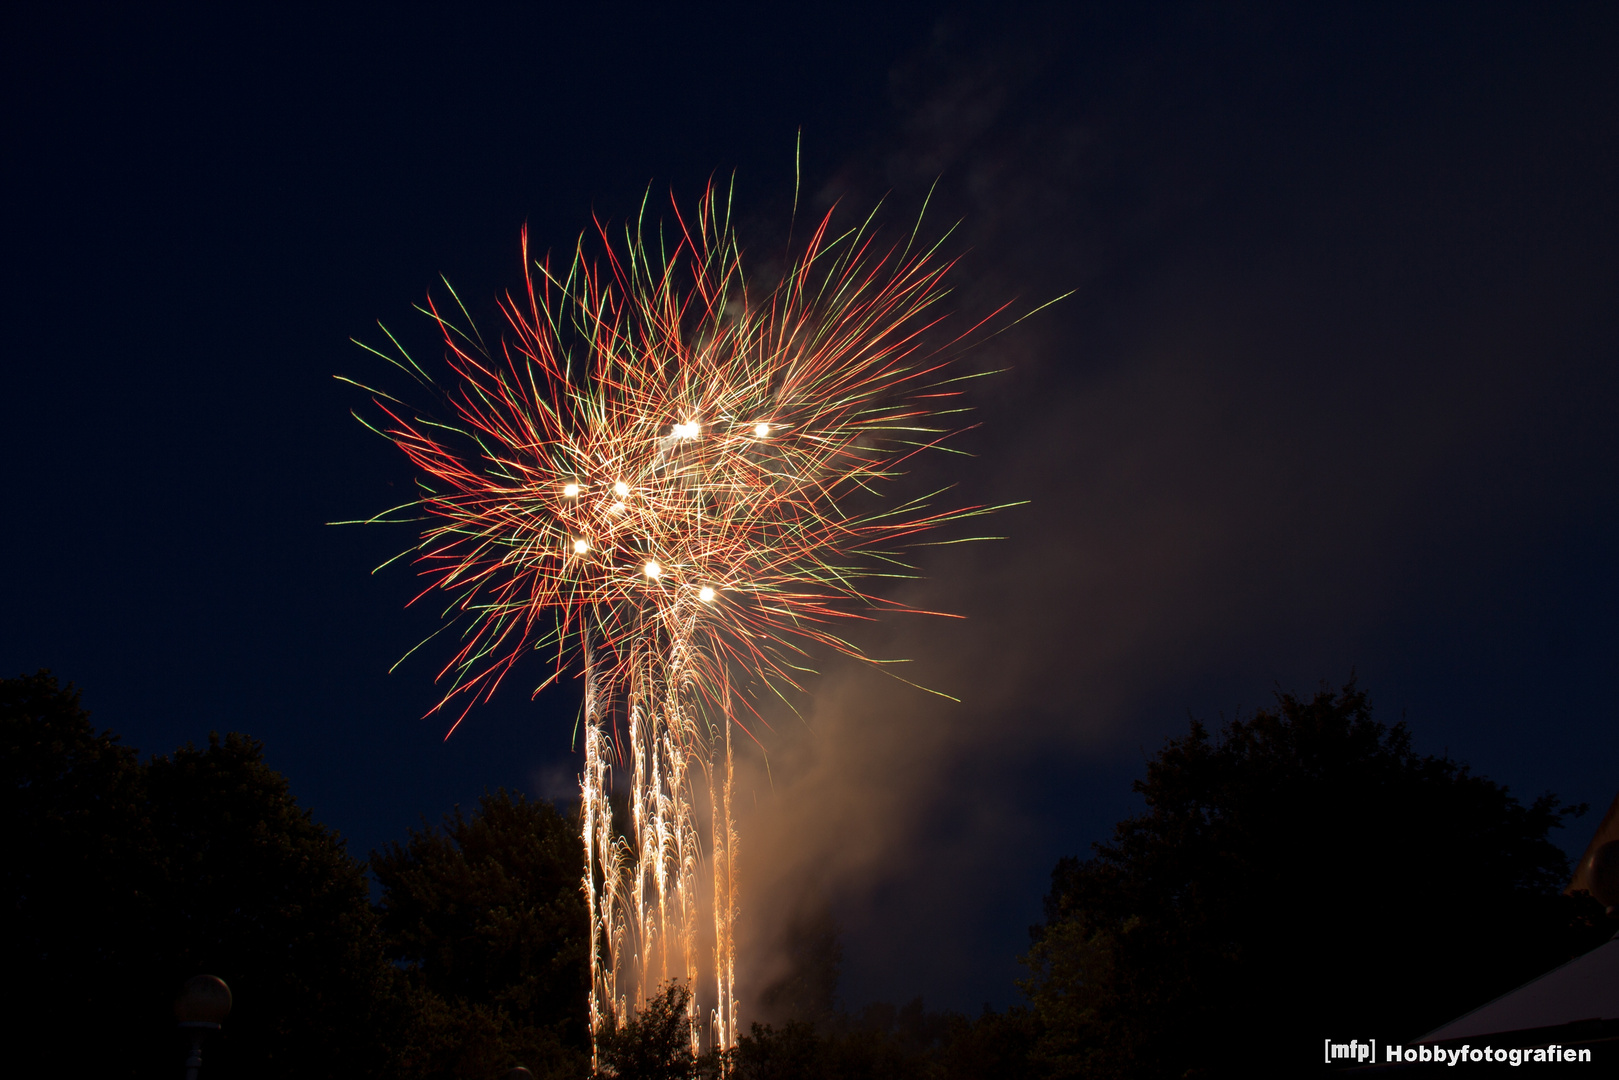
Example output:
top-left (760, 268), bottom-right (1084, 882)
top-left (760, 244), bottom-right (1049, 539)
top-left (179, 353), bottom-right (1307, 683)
top-left (594, 981), bottom-right (716, 1080)
top-left (724, 999), bottom-right (1037, 1080)
top-left (1022, 681), bottom-right (1616, 1080)
top-left (373, 788), bottom-right (591, 1079)
top-left (3, 670), bottom-right (398, 1079)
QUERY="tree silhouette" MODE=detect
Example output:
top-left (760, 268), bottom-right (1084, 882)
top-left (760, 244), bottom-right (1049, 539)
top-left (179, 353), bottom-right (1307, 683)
top-left (3, 670), bottom-right (399, 1078)
top-left (756, 900), bottom-right (843, 1027)
top-left (594, 981), bottom-right (714, 1080)
top-left (372, 789), bottom-right (591, 1079)
top-left (1023, 680), bottom-right (1616, 1079)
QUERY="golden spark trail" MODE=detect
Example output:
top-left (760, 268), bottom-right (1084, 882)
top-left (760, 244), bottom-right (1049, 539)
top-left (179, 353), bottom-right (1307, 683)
top-left (347, 180), bottom-right (1016, 1059)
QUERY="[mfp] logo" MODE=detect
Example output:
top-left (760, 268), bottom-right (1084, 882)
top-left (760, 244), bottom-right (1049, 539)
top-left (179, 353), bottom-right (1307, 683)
top-left (1324, 1038), bottom-right (1376, 1064)
top-left (1326, 1038), bottom-right (1597, 1067)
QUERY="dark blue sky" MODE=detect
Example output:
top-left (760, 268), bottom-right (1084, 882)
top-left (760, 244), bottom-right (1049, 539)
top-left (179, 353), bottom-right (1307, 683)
top-left (5, 2), bottom-right (1618, 1014)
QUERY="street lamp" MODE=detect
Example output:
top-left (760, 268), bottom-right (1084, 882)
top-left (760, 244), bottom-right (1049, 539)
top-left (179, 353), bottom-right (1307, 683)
top-left (174, 975), bottom-right (232, 1080)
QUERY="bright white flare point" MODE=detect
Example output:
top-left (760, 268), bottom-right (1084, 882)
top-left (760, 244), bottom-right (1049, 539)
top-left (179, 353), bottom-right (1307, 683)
top-left (673, 421), bottom-right (700, 438)
top-left (699, 585), bottom-right (716, 602)
top-left (609, 501), bottom-right (626, 514)
top-left (573, 539), bottom-right (589, 554)
top-left (644, 561), bottom-right (661, 579)
top-left (613, 481), bottom-right (630, 497)
top-left (753, 422), bottom-right (771, 438)
top-left (563, 482), bottom-right (581, 497)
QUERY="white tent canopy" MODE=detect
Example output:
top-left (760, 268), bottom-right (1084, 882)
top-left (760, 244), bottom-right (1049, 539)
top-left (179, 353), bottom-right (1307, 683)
top-left (1421, 937), bottom-right (1619, 1042)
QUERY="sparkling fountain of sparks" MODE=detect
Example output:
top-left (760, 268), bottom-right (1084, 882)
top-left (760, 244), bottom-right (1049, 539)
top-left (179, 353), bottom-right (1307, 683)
top-left (343, 182), bottom-right (1017, 1060)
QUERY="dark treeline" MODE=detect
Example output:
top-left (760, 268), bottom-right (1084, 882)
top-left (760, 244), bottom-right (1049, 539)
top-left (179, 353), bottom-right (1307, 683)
top-left (4, 670), bottom-right (587, 1080)
top-left (5, 671), bottom-right (1613, 1078)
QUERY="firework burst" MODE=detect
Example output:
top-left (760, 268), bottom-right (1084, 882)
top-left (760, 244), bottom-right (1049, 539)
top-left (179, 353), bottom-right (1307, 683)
top-left (345, 180), bottom-right (1014, 1056)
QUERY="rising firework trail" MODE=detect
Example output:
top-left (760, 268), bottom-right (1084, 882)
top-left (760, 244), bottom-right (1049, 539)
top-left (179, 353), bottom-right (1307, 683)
top-left (343, 178), bottom-right (1024, 1058)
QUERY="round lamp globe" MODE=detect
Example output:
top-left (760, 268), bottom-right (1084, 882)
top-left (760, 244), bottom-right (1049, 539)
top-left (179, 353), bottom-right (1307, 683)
top-left (174, 975), bottom-right (232, 1026)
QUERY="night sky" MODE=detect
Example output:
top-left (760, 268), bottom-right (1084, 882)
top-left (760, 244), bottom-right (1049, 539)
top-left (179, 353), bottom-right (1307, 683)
top-left (6, 2), bottom-right (1618, 1015)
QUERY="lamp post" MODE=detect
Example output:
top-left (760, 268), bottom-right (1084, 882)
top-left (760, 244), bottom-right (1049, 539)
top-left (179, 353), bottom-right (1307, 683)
top-left (173, 975), bottom-right (232, 1080)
